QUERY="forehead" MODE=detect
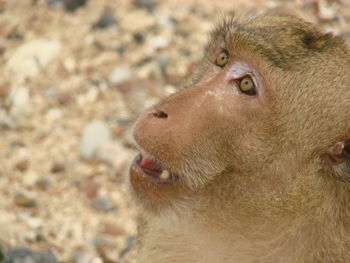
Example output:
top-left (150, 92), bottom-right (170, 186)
top-left (209, 15), bottom-right (346, 70)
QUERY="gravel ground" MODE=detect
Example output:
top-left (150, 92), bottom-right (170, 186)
top-left (0, 0), bottom-right (350, 262)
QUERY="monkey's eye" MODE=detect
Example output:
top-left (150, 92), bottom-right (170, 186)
top-left (215, 51), bottom-right (229, 67)
top-left (238, 76), bottom-right (256, 96)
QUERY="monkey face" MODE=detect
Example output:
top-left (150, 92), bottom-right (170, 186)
top-left (130, 15), bottom-right (350, 211)
top-left (130, 53), bottom-right (273, 204)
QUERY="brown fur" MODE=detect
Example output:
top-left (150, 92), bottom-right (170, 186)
top-left (129, 14), bottom-right (350, 262)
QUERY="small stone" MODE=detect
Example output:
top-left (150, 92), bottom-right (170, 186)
top-left (99, 221), bottom-right (125, 236)
top-left (116, 45), bottom-right (127, 55)
top-left (80, 121), bottom-right (111, 160)
top-left (108, 66), bottom-right (132, 85)
top-left (35, 178), bottom-right (50, 191)
top-left (92, 9), bottom-right (117, 30)
top-left (14, 160), bottom-right (29, 172)
top-left (6, 39), bottom-right (61, 78)
top-left (7, 248), bottom-right (57, 263)
top-left (51, 163), bottom-right (65, 174)
top-left (79, 178), bottom-right (99, 199)
top-left (45, 108), bottom-right (63, 121)
top-left (133, 32), bottom-right (145, 43)
top-left (151, 35), bottom-right (168, 50)
top-left (8, 87), bottom-right (30, 121)
top-left (71, 250), bottom-right (103, 263)
top-left (25, 217), bottom-right (43, 229)
top-left (57, 93), bottom-right (72, 105)
top-left (317, 0), bottom-right (338, 21)
top-left (64, 0), bottom-right (88, 11)
top-left (134, 0), bottom-right (157, 10)
top-left (14, 194), bottom-right (37, 208)
top-left (90, 198), bottom-right (116, 213)
top-left (48, 0), bottom-right (89, 12)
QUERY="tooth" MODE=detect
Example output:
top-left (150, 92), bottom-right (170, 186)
top-left (160, 170), bottom-right (170, 180)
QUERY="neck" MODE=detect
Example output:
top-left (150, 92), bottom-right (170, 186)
top-left (198, 174), bottom-right (350, 263)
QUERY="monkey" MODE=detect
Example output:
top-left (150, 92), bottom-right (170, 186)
top-left (129, 14), bottom-right (350, 263)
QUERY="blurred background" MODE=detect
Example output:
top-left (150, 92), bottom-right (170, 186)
top-left (0, 0), bottom-right (350, 262)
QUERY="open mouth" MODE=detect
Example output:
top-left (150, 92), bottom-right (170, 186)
top-left (132, 153), bottom-right (178, 184)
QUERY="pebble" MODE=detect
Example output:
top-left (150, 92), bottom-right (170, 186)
top-left (134, 0), bottom-right (157, 10)
top-left (150, 35), bottom-right (169, 50)
top-left (71, 250), bottom-right (102, 263)
top-left (133, 32), bottom-right (145, 43)
top-left (64, 0), bottom-right (89, 12)
top-left (25, 217), bottom-right (43, 229)
top-left (8, 87), bottom-right (30, 121)
top-left (317, 0), bottom-right (338, 21)
top-left (48, 0), bottom-right (89, 12)
top-left (99, 221), bottom-right (125, 236)
top-left (35, 178), bottom-right (50, 191)
top-left (57, 93), bottom-right (72, 105)
top-left (79, 178), bottom-right (99, 199)
top-left (92, 10), bottom-right (117, 30)
top-left (6, 248), bottom-right (57, 263)
top-left (14, 160), bottom-right (29, 172)
top-left (14, 194), bottom-right (37, 208)
top-left (80, 121), bottom-right (111, 160)
top-left (108, 66), bottom-right (132, 85)
top-left (50, 163), bottom-right (65, 174)
top-left (45, 108), bottom-right (63, 122)
top-left (116, 45), bottom-right (127, 55)
top-left (90, 198), bottom-right (116, 213)
top-left (6, 39), bottom-right (61, 78)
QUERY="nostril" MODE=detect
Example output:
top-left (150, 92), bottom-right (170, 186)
top-left (150, 110), bottom-right (168, 119)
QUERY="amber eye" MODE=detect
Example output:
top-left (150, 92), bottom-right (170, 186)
top-left (238, 76), bottom-right (256, 96)
top-left (215, 51), bottom-right (229, 67)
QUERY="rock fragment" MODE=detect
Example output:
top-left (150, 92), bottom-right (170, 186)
top-left (92, 9), bottom-right (117, 30)
top-left (6, 248), bottom-right (57, 263)
top-left (71, 250), bottom-right (102, 263)
top-left (133, 0), bottom-right (157, 10)
top-left (7, 87), bottom-right (30, 121)
top-left (14, 194), bottom-right (37, 208)
top-left (90, 198), bottom-right (116, 213)
top-left (6, 39), bottom-right (61, 78)
top-left (80, 121), bottom-right (111, 160)
top-left (48, 0), bottom-right (89, 12)
top-left (14, 160), bottom-right (29, 172)
top-left (108, 66), bottom-right (132, 85)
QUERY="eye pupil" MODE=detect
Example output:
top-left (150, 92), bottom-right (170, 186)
top-left (239, 76), bottom-right (256, 96)
top-left (215, 51), bottom-right (228, 67)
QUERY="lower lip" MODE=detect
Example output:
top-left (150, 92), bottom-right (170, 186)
top-left (130, 154), bottom-right (177, 184)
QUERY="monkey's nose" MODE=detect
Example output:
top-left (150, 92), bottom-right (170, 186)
top-left (150, 110), bottom-right (168, 119)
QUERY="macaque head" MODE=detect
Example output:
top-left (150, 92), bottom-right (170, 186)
top-left (130, 15), bottom-right (350, 216)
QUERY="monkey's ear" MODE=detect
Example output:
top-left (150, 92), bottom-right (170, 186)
top-left (326, 140), bottom-right (350, 183)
